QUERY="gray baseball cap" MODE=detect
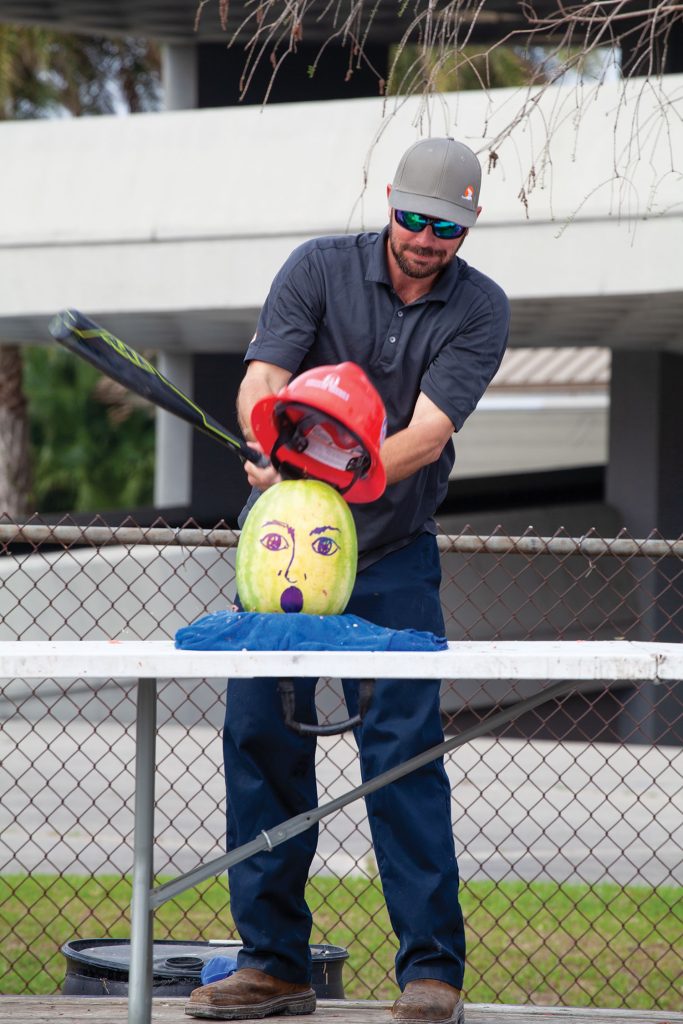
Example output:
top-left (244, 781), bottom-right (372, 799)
top-left (389, 137), bottom-right (482, 228)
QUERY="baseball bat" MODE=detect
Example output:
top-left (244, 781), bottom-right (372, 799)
top-left (48, 309), bottom-right (267, 467)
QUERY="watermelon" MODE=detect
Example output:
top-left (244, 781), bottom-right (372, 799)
top-left (236, 479), bottom-right (358, 614)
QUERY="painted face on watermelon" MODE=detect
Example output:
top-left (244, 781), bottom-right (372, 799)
top-left (236, 480), bottom-right (358, 614)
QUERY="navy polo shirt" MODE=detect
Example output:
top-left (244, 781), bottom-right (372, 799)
top-left (243, 227), bottom-right (510, 568)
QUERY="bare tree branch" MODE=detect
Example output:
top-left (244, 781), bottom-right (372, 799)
top-left (195, 0), bottom-right (682, 220)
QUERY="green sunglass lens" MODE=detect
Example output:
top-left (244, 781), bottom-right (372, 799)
top-left (433, 222), bottom-right (460, 238)
top-left (401, 211), bottom-right (427, 231)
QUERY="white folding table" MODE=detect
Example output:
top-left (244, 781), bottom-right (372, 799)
top-left (0, 639), bottom-right (680, 1024)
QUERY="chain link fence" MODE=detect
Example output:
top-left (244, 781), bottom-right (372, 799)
top-left (1, 518), bottom-right (681, 1008)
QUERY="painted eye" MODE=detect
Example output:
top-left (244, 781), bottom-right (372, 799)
top-left (260, 532), bottom-right (289, 551)
top-left (311, 536), bottom-right (339, 556)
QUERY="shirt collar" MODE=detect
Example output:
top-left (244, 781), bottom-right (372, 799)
top-left (365, 225), bottom-right (463, 303)
top-left (365, 226), bottom-right (393, 286)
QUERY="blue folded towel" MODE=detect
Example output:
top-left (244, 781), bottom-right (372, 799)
top-left (175, 610), bottom-right (447, 653)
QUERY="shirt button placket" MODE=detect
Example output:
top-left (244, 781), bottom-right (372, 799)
top-left (385, 308), bottom-right (405, 357)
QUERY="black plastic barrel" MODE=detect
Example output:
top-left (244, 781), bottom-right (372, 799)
top-left (61, 939), bottom-right (348, 998)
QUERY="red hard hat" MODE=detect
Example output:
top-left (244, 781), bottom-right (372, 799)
top-left (251, 362), bottom-right (387, 503)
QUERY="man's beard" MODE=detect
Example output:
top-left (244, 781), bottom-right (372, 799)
top-left (389, 224), bottom-right (457, 279)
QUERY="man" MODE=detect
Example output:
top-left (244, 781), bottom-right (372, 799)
top-left (186, 137), bottom-right (510, 1023)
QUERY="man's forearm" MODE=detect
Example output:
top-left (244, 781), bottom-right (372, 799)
top-left (236, 361), bottom-right (292, 442)
top-left (380, 392), bottom-right (455, 486)
top-left (380, 427), bottom-right (449, 485)
top-left (237, 377), bottom-right (269, 441)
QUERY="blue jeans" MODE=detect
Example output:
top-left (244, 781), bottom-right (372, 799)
top-left (223, 532), bottom-right (465, 990)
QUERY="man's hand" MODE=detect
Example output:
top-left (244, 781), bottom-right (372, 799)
top-left (244, 440), bottom-right (282, 491)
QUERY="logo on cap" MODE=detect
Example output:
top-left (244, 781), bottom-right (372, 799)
top-left (305, 374), bottom-right (350, 401)
top-left (461, 185), bottom-right (475, 203)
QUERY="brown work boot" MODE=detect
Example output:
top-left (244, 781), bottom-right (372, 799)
top-left (185, 966), bottom-right (316, 1020)
top-left (392, 979), bottom-right (464, 1024)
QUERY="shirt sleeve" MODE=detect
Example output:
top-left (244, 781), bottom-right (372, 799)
top-left (244, 243), bottom-right (325, 373)
top-left (420, 277), bottom-right (510, 431)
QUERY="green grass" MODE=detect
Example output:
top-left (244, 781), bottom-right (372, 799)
top-left (1, 873), bottom-right (681, 1009)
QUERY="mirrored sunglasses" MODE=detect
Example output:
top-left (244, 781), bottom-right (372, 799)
top-left (394, 208), bottom-right (467, 240)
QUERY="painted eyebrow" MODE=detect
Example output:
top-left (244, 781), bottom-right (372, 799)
top-left (309, 525), bottom-right (340, 535)
top-left (262, 519), bottom-right (294, 538)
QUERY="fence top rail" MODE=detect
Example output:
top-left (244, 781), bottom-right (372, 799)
top-left (435, 534), bottom-right (683, 559)
top-left (0, 640), bottom-right (679, 682)
top-left (1, 524), bottom-right (682, 558)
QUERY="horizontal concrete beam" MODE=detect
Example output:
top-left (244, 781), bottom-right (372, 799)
top-left (2, 229), bottom-right (681, 352)
top-left (1, 77), bottom-right (681, 351)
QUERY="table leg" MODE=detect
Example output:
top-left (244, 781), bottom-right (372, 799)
top-left (128, 677), bottom-right (157, 1024)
